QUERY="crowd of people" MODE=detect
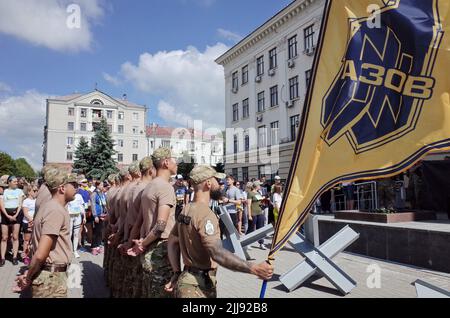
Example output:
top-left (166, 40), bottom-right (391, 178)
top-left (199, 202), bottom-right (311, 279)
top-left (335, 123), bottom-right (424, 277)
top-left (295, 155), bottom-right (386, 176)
top-left (7, 147), bottom-right (273, 298)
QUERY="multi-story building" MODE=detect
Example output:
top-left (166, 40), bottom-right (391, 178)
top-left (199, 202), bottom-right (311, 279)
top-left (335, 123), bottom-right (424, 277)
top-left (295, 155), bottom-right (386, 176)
top-left (146, 125), bottom-right (223, 167)
top-left (43, 90), bottom-right (147, 168)
top-left (216, 0), bottom-right (326, 182)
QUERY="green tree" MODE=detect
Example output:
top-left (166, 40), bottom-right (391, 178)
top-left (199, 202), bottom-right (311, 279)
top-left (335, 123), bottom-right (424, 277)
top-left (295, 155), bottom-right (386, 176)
top-left (14, 158), bottom-right (36, 180)
top-left (0, 152), bottom-right (17, 176)
top-left (73, 137), bottom-right (92, 175)
top-left (88, 118), bottom-right (118, 180)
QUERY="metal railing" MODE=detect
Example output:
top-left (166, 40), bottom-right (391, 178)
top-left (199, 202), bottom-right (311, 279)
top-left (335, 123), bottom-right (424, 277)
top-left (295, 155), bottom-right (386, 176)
top-left (331, 181), bottom-right (378, 212)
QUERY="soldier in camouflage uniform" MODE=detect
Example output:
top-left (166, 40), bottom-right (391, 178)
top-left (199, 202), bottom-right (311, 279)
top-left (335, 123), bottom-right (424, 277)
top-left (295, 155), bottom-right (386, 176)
top-left (128, 148), bottom-right (177, 298)
top-left (165, 166), bottom-right (274, 298)
top-left (120, 157), bottom-right (155, 298)
top-left (15, 169), bottom-right (78, 298)
top-left (103, 173), bottom-right (118, 287)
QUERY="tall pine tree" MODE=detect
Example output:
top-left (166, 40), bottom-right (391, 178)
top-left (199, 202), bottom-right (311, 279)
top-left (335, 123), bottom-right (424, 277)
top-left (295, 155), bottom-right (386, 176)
top-left (73, 137), bottom-right (92, 175)
top-left (89, 118), bottom-right (118, 180)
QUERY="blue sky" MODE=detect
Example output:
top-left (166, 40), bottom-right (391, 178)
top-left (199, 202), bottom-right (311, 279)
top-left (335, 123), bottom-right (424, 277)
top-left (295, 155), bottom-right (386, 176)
top-left (0, 0), bottom-right (292, 168)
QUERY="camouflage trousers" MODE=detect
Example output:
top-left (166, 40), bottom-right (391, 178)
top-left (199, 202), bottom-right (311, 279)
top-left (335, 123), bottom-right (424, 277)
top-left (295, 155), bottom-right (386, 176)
top-left (120, 255), bottom-right (142, 298)
top-left (32, 271), bottom-right (68, 298)
top-left (175, 271), bottom-right (217, 298)
top-left (112, 252), bottom-right (127, 298)
top-left (108, 246), bottom-right (119, 296)
top-left (140, 239), bottom-right (173, 298)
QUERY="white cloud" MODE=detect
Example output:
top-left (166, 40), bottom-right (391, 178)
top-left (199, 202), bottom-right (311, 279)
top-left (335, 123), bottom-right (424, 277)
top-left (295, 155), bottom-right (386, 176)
top-left (116, 43), bottom-right (229, 129)
top-left (103, 72), bottom-right (121, 86)
top-left (0, 0), bottom-right (106, 52)
top-left (217, 28), bottom-right (243, 43)
top-left (0, 90), bottom-right (48, 170)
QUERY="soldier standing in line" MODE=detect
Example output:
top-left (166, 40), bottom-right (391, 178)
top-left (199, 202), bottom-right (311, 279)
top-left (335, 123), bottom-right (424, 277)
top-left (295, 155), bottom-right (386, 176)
top-left (165, 166), bottom-right (273, 298)
top-left (128, 148), bottom-right (177, 298)
top-left (16, 169), bottom-right (78, 298)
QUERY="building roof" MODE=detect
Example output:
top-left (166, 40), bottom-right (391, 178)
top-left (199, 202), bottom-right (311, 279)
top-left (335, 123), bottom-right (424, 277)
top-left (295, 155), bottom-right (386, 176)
top-left (145, 126), bottom-right (221, 141)
top-left (49, 90), bottom-right (146, 108)
top-left (215, 0), bottom-right (320, 66)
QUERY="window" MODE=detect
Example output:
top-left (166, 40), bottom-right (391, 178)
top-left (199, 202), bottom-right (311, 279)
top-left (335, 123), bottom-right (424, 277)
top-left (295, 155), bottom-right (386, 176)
top-left (305, 69), bottom-right (312, 90)
top-left (107, 125), bottom-right (113, 133)
top-left (244, 134), bottom-right (250, 151)
top-left (232, 168), bottom-right (238, 179)
top-left (232, 71), bottom-right (239, 90)
top-left (242, 65), bottom-right (248, 85)
top-left (132, 154), bottom-right (138, 162)
top-left (118, 111), bottom-right (124, 120)
top-left (289, 76), bottom-right (299, 100)
top-left (107, 110), bottom-right (113, 119)
top-left (304, 25), bottom-right (315, 51)
top-left (80, 108), bottom-right (87, 118)
top-left (288, 35), bottom-right (298, 59)
top-left (258, 126), bottom-right (266, 147)
top-left (257, 91), bottom-right (265, 113)
top-left (67, 137), bottom-right (74, 145)
top-left (258, 165), bottom-right (266, 179)
top-left (118, 125), bottom-right (124, 134)
top-left (232, 103), bottom-right (239, 122)
top-left (91, 99), bottom-right (104, 105)
top-left (162, 140), bottom-right (171, 148)
top-left (290, 115), bottom-right (300, 142)
top-left (80, 123), bottom-right (86, 132)
top-left (92, 109), bottom-right (102, 119)
top-left (257, 55), bottom-right (264, 76)
top-left (133, 112), bottom-right (139, 121)
top-left (201, 143), bottom-right (206, 152)
top-left (133, 126), bottom-right (138, 134)
top-left (270, 86), bottom-right (278, 107)
top-left (242, 167), bottom-right (249, 182)
top-left (269, 48), bottom-right (277, 69)
top-left (201, 157), bottom-right (206, 164)
top-left (233, 135), bottom-right (238, 154)
top-left (118, 139), bottom-right (124, 147)
top-left (150, 140), bottom-right (154, 149)
top-left (242, 98), bottom-right (249, 119)
top-left (68, 122), bottom-right (74, 131)
top-left (133, 140), bottom-right (139, 149)
top-left (92, 122), bottom-right (101, 132)
top-left (117, 153), bottom-right (123, 162)
top-left (190, 142), bottom-right (195, 152)
top-left (270, 121), bottom-right (279, 146)
top-left (66, 152), bottom-right (73, 161)
top-left (68, 107), bottom-right (74, 116)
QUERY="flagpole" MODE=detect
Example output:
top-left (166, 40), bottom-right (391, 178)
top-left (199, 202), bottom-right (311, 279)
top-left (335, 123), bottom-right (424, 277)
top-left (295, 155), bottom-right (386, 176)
top-left (259, 280), bottom-right (268, 299)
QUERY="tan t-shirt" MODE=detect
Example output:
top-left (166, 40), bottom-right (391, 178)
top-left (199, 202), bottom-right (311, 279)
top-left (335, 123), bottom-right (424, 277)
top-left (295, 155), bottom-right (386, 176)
top-left (107, 186), bottom-right (119, 214)
top-left (126, 181), bottom-right (149, 231)
top-left (140, 177), bottom-right (176, 240)
top-left (171, 202), bottom-right (220, 270)
top-left (35, 184), bottom-right (52, 215)
top-left (31, 199), bottom-right (72, 265)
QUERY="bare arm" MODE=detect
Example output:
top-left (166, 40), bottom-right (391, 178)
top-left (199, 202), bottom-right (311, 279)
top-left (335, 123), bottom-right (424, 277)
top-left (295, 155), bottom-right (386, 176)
top-left (247, 199), bottom-right (253, 220)
top-left (128, 211), bottom-right (143, 244)
top-left (206, 240), bottom-right (252, 273)
top-left (23, 206), bottom-right (33, 222)
top-left (141, 204), bottom-right (171, 248)
top-left (167, 234), bottom-right (181, 273)
top-left (26, 234), bottom-right (56, 281)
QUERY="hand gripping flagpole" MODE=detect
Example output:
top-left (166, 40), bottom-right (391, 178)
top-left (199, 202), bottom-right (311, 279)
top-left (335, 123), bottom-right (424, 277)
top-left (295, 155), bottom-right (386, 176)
top-left (259, 258), bottom-right (274, 299)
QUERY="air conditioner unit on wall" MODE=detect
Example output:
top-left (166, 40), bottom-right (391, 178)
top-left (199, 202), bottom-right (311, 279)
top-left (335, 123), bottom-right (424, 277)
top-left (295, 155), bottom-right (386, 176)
top-left (257, 114), bottom-right (263, 122)
top-left (287, 59), bottom-right (295, 68)
top-left (304, 46), bottom-right (316, 56)
top-left (268, 69), bottom-right (276, 76)
top-left (232, 87), bottom-right (238, 93)
top-left (286, 100), bottom-right (295, 108)
top-left (255, 75), bottom-right (262, 83)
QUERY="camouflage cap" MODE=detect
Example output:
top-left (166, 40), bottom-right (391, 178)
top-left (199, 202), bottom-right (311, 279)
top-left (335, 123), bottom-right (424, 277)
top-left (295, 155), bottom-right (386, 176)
top-left (189, 165), bottom-right (226, 185)
top-left (128, 161), bottom-right (140, 174)
top-left (107, 174), bottom-right (116, 183)
top-left (139, 156), bottom-right (154, 172)
top-left (119, 168), bottom-right (129, 178)
top-left (46, 169), bottom-right (78, 189)
top-left (151, 147), bottom-right (172, 162)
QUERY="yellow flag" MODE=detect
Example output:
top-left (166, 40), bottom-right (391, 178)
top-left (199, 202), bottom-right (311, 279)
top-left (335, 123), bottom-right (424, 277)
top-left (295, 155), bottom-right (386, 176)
top-left (270, 0), bottom-right (450, 256)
